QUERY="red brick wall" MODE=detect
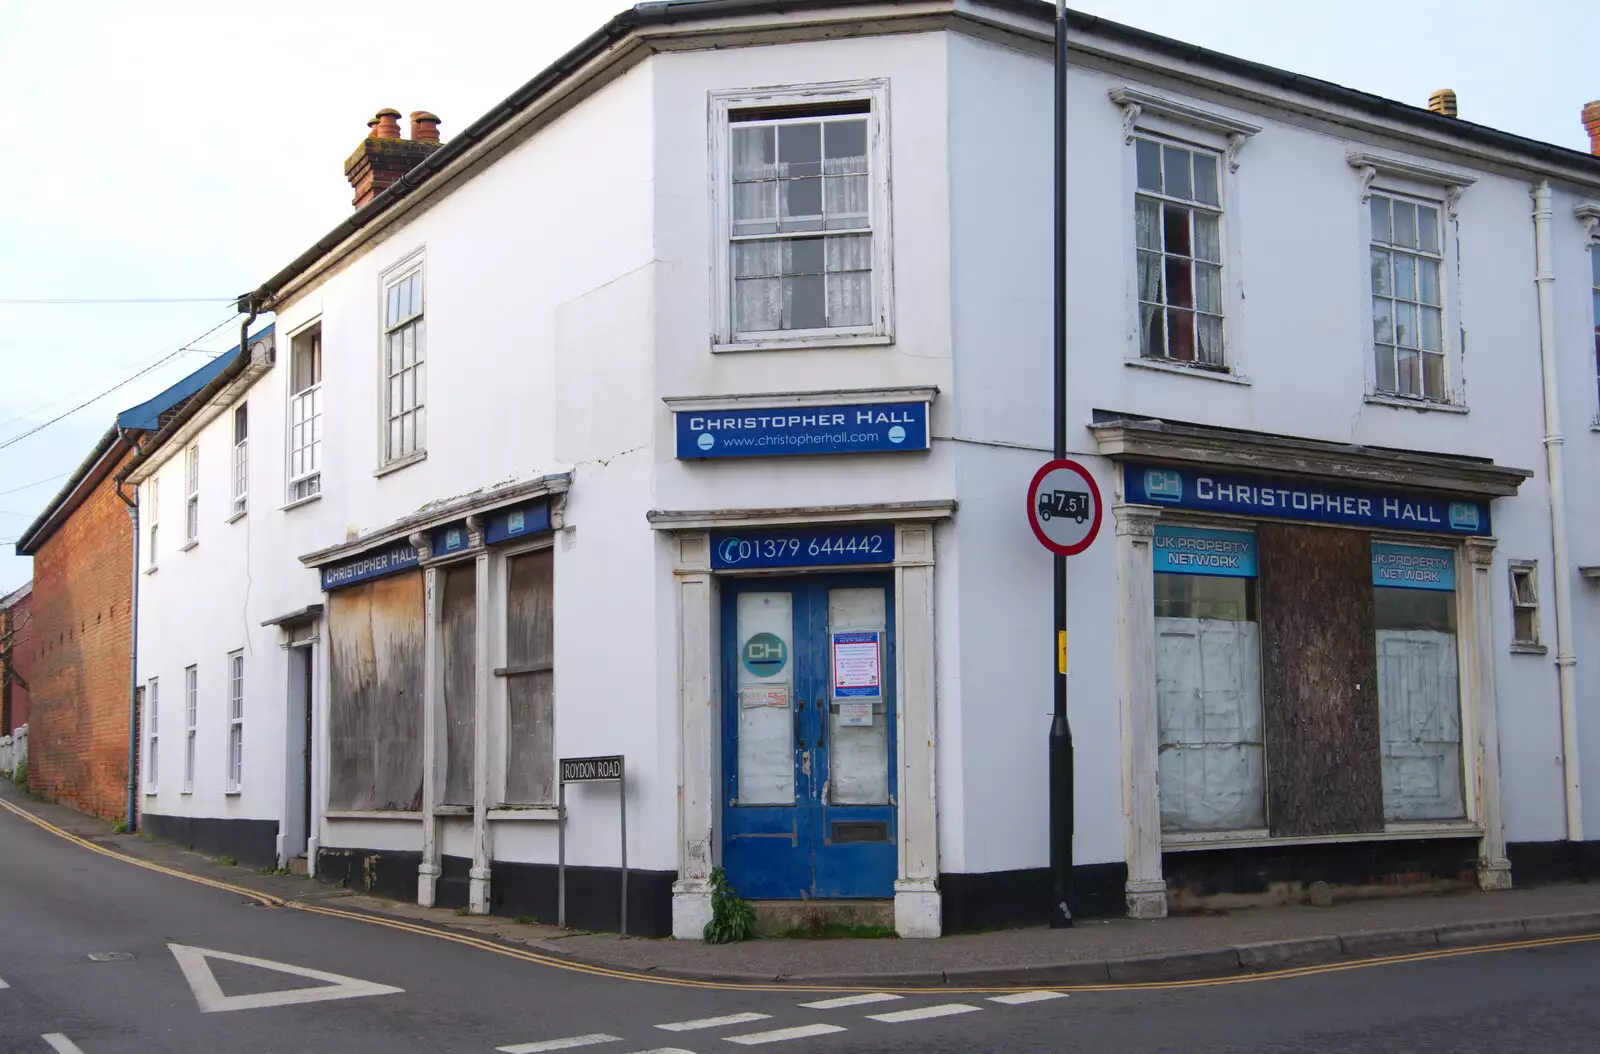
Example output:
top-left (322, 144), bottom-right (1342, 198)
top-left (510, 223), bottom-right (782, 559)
top-left (1, 589), bottom-right (32, 733)
top-left (27, 448), bottom-right (136, 821)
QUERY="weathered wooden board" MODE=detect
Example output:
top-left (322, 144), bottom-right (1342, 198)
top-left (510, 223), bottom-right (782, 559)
top-left (504, 549), bottom-right (555, 805)
top-left (327, 571), bottom-right (425, 812)
top-left (441, 564), bottom-right (477, 806)
top-left (1258, 525), bottom-right (1383, 836)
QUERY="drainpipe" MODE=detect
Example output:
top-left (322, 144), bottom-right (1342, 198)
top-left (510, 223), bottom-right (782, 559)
top-left (1532, 180), bottom-right (1583, 849)
top-left (113, 432), bottom-right (141, 833)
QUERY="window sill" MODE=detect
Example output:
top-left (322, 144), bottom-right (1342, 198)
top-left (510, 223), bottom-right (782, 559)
top-left (1511, 642), bottom-right (1549, 655)
top-left (225, 509), bottom-right (247, 525)
top-left (179, 540), bottom-right (198, 552)
top-left (1164, 821), bottom-right (1482, 852)
top-left (280, 493), bottom-right (322, 513)
top-left (1364, 393), bottom-right (1469, 414)
top-left (1590, 415), bottom-right (1600, 431)
top-left (143, 565), bottom-right (158, 576)
top-left (488, 806), bottom-right (560, 822)
top-left (322, 810), bottom-right (421, 821)
top-left (1125, 358), bottom-right (1250, 385)
top-left (374, 451), bottom-right (428, 478)
top-left (224, 789), bottom-right (241, 797)
top-left (713, 334), bottom-right (893, 354)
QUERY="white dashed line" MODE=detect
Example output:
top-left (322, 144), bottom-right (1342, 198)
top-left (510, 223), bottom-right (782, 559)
top-left (988, 990), bottom-right (1069, 1005)
top-left (42, 1036), bottom-right (87, 1054)
top-left (798, 992), bottom-right (901, 1009)
top-left (657, 1012), bottom-right (771, 1032)
top-left (624, 1049), bottom-right (697, 1054)
top-left (0, 978), bottom-right (8, 989)
top-left (725, 1023), bottom-right (848, 1045)
top-left (867, 1003), bottom-right (982, 1023)
top-left (497, 1035), bottom-right (622, 1053)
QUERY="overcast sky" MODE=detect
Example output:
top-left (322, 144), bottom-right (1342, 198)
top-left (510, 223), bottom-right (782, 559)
top-left (1, 0), bottom-right (1592, 592)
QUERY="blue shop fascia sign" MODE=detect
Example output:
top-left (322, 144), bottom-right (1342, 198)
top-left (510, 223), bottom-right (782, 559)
top-left (320, 499), bottom-right (551, 591)
top-left (675, 401), bottom-right (929, 459)
top-left (1125, 463), bottom-right (1489, 536)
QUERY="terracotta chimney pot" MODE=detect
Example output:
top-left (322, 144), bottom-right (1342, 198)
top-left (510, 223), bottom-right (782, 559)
top-left (409, 111), bottom-right (442, 143)
top-left (1583, 101), bottom-right (1600, 156)
top-left (1428, 89), bottom-right (1458, 118)
top-left (371, 108), bottom-right (403, 140)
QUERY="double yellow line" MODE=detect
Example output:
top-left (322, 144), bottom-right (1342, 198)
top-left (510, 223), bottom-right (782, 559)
top-left (4, 794), bottom-right (1596, 994)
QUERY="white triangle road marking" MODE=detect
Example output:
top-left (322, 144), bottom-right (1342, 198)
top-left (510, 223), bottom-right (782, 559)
top-left (168, 943), bottom-right (405, 1013)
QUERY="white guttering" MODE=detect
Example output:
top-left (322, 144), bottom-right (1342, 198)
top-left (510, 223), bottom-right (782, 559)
top-left (1531, 180), bottom-right (1582, 843)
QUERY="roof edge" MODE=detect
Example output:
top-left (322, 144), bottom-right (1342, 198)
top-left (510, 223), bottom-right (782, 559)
top-left (15, 426), bottom-right (130, 556)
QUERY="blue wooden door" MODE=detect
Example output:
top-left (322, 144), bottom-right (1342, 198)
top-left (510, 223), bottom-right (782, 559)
top-left (721, 575), bottom-right (897, 900)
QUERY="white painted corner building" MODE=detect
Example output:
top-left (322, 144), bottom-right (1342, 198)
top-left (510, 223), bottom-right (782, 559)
top-left (127, 0), bottom-right (1600, 939)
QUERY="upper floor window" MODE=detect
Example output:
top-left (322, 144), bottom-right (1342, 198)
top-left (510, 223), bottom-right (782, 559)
top-left (384, 268), bottom-right (425, 462)
top-left (146, 478), bottom-right (159, 571)
top-left (183, 444), bottom-right (199, 546)
top-left (288, 325), bottom-right (322, 503)
top-left (1591, 246), bottom-right (1599, 409)
top-left (231, 404), bottom-right (248, 516)
top-left (1135, 136), bottom-right (1224, 367)
top-left (711, 81), bottom-right (892, 349)
top-left (1370, 192), bottom-right (1445, 400)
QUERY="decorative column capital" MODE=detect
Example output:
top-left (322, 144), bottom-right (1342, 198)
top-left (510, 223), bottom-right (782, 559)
top-left (1113, 503), bottom-right (1162, 538)
top-left (1464, 535), bottom-right (1498, 568)
top-left (465, 513), bottom-right (486, 549)
top-left (408, 531), bottom-right (434, 561)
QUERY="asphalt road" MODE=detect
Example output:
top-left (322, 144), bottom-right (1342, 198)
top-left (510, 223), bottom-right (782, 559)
top-left (2, 802), bottom-right (1599, 1053)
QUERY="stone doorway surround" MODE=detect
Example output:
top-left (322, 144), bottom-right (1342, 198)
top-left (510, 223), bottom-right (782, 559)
top-left (649, 500), bottom-right (954, 939)
top-left (1091, 414), bottom-right (1531, 919)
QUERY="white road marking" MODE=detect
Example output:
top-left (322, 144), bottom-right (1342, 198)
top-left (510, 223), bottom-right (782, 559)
top-left (168, 943), bottom-right (404, 1013)
top-left (42, 1036), bottom-right (86, 1054)
top-left (867, 1003), bottom-right (982, 1023)
top-left (498, 1036), bottom-right (622, 1053)
top-left (624, 1049), bottom-right (697, 1054)
top-left (726, 1023), bottom-right (849, 1045)
top-left (988, 990), bottom-right (1069, 1005)
top-left (797, 992), bottom-right (901, 1009)
top-left (656, 1012), bottom-right (771, 1032)
top-left (0, 977), bottom-right (8, 989)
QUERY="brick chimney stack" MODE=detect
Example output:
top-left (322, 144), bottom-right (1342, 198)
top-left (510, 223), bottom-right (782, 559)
top-left (344, 107), bottom-right (445, 209)
top-left (1584, 101), bottom-right (1600, 157)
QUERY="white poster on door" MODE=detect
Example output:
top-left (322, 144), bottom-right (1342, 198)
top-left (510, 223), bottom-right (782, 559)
top-left (833, 631), bottom-right (881, 698)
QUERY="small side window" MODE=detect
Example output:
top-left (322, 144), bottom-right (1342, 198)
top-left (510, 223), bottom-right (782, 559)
top-left (1509, 561), bottom-right (1541, 649)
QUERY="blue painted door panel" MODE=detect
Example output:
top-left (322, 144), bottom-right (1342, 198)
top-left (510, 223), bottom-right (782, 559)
top-left (721, 574), bottom-right (897, 900)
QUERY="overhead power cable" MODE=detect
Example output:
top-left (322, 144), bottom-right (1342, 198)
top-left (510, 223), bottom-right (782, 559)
top-left (0, 297), bottom-right (237, 305)
top-left (0, 351), bottom-right (192, 453)
top-left (0, 472), bottom-right (71, 498)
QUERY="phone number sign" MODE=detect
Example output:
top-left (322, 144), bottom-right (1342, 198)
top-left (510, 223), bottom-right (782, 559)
top-left (711, 525), bottom-right (896, 570)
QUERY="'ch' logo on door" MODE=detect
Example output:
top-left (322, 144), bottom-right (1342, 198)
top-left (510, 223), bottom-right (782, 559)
top-left (742, 632), bottom-right (789, 678)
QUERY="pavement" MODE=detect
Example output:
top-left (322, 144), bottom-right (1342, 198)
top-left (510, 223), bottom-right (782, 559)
top-left (5, 781), bottom-right (1600, 1052)
top-left (5, 779), bottom-right (1600, 988)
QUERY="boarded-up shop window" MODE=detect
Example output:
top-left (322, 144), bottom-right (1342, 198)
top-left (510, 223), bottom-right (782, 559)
top-left (441, 564), bottom-right (477, 806)
top-left (327, 571), bottom-right (425, 811)
top-left (504, 549), bottom-right (554, 804)
top-left (1372, 544), bottom-right (1464, 821)
top-left (1153, 526), bottom-right (1265, 832)
top-left (1259, 524), bottom-right (1383, 837)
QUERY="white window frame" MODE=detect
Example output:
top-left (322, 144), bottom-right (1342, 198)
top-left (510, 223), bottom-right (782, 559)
top-left (379, 253), bottom-right (427, 468)
top-left (709, 79), bottom-right (894, 352)
top-left (286, 321), bottom-right (323, 505)
top-left (1131, 133), bottom-right (1229, 371)
top-left (145, 676), bottom-right (159, 792)
top-left (1509, 560), bottom-right (1542, 651)
top-left (231, 403), bottom-right (248, 518)
top-left (1110, 89), bottom-right (1258, 382)
top-left (226, 651), bottom-right (243, 793)
top-left (1579, 204), bottom-right (1600, 426)
top-left (183, 444), bottom-right (199, 548)
top-left (1349, 153), bottom-right (1474, 411)
top-left (183, 665), bottom-right (198, 794)
top-left (145, 478), bottom-right (159, 573)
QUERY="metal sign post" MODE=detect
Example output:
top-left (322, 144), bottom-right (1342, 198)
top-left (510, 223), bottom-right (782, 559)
top-left (557, 755), bottom-right (627, 936)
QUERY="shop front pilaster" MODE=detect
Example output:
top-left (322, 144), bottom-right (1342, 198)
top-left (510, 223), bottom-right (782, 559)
top-left (671, 532), bottom-right (716, 939)
top-left (1464, 536), bottom-right (1513, 890)
top-left (1114, 503), bottom-right (1167, 919)
top-left (893, 523), bottom-right (940, 938)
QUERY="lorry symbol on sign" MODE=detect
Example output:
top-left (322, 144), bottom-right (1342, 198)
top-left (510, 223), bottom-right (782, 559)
top-left (1037, 488), bottom-right (1090, 523)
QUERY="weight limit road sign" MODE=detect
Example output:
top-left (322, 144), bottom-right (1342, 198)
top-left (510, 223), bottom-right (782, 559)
top-left (1027, 459), bottom-right (1103, 556)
